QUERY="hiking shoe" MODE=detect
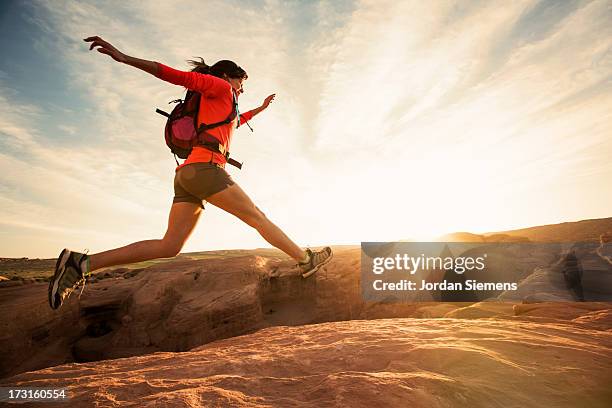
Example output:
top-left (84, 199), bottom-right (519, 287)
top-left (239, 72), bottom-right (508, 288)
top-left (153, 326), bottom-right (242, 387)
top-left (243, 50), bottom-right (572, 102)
top-left (48, 249), bottom-right (89, 310)
top-left (299, 247), bottom-right (333, 278)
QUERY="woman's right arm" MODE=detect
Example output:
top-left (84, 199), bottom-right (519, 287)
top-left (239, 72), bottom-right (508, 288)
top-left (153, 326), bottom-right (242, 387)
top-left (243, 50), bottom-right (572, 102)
top-left (83, 36), bottom-right (228, 95)
top-left (84, 36), bottom-right (159, 76)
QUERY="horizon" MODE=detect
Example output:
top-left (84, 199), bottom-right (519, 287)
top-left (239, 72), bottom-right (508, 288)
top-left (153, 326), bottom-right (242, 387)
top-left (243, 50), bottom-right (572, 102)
top-left (1, 0), bottom-right (611, 258)
top-left (4, 215), bottom-right (609, 260)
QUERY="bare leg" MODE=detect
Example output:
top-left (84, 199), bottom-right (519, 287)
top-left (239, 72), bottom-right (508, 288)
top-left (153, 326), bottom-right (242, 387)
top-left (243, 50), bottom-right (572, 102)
top-left (88, 202), bottom-right (202, 272)
top-left (206, 183), bottom-right (306, 261)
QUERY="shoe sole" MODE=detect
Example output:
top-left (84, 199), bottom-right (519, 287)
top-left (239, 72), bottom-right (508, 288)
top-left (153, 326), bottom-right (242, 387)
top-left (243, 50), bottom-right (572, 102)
top-left (301, 250), bottom-right (334, 279)
top-left (49, 248), bottom-right (70, 310)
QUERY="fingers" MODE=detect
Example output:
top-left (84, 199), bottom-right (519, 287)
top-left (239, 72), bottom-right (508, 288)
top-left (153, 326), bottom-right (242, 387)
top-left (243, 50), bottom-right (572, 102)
top-left (83, 35), bottom-right (103, 44)
top-left (83, 36), bottom-right (110, 51)
top-left (88, 40), bottom-right (108, 51)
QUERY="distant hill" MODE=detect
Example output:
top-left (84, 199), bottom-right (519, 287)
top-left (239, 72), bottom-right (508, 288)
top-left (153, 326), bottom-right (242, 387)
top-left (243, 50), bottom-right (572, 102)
top-left (486, 217), bottom-right (612, 243)
top-left (437, 232), bottom-right (487, 242)
top-left (439, 217), bottom-right (611, 243)
top-left (438, 232), bottom-right (529, 243)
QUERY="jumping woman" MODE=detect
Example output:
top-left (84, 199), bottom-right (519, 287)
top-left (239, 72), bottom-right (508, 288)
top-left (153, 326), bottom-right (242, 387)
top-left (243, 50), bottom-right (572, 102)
top-left (48, 36), bottom-right (333, 310)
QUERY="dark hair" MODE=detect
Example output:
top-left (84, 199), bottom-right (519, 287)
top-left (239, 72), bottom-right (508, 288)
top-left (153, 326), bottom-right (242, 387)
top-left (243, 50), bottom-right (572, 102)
top-left (187, 57), bottom-right (248, 80)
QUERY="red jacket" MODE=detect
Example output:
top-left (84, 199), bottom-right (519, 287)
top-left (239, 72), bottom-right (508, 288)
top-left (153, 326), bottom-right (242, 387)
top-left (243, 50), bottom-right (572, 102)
top-left (157, 63), bottom-right (254, 169)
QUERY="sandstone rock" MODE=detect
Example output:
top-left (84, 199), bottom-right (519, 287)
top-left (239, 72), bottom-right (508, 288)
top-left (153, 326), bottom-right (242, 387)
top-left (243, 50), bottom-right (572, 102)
top-left (2, 317), bottom-right (610, 407)
top-left (2, 246), bottom-right (610, 382)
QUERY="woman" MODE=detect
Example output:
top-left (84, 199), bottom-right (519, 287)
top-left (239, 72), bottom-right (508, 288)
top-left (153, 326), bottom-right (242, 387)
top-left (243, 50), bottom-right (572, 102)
top-left (48, 36), bottom-right (333, 310)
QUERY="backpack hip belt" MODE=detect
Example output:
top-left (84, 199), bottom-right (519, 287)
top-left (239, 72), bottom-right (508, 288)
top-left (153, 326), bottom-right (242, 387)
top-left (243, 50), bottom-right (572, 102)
top-left (197, 139), bottom-right (243, 169)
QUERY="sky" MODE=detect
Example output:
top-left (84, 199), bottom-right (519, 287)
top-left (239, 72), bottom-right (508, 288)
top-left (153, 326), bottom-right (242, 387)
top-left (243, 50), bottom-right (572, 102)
top-left (0, 0), bottom-right (611, 258)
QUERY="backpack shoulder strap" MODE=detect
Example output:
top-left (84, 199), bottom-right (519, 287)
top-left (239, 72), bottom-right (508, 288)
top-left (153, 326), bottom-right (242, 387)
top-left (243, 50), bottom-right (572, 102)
top-left (184, 90), bottom-right (201, 130)
top-left (197, 91), bottom-right (238, 133)
top-left (184, 90), bottom-right (200, 114)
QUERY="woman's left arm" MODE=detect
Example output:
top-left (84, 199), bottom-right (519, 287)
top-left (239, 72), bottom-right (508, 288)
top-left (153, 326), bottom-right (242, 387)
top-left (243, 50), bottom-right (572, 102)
top-left (240, 94), bottom-right (275, 124)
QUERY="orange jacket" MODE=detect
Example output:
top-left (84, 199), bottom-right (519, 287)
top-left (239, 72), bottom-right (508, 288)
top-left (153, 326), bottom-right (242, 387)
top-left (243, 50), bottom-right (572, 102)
top-left (157, 63), bottom-right (254, 169)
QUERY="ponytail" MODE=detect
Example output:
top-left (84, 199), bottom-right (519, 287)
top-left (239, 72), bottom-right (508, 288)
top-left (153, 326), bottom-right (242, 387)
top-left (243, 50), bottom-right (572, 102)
top-left (187, 57), bottom-right (247, 80)
top-left (187, 57), bottom-right (211, 74)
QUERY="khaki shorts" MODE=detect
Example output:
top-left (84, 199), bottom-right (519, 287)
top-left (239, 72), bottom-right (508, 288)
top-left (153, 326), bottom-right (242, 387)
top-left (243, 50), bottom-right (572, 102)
top-left (173, 162), bottom-right (235, 209)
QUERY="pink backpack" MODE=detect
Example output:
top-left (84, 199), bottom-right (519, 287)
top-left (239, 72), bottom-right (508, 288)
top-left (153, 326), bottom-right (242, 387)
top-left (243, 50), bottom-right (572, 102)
top-left (156, 90), bottom-right (243, 168)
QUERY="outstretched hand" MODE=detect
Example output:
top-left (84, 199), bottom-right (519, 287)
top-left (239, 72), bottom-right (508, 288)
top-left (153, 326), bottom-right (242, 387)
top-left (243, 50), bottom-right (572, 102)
top-left (261, 94), bottom-right (276, 109)
top-left (83, 36), bottom-right (127, 63)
